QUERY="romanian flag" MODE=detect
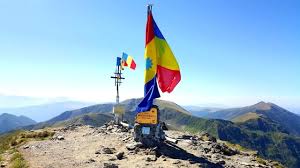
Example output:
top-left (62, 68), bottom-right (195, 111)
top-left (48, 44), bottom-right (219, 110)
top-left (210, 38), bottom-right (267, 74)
top-left (137, 6), bottom-right (181, 112)
top-left (121, 52), bottom-right (136, 70)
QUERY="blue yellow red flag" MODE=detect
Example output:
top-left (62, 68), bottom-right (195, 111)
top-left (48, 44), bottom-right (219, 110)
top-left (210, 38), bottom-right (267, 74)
top-left (136, 6), bottom-right (181, 112)
top-left (121, 52), bottom-right (137, 70)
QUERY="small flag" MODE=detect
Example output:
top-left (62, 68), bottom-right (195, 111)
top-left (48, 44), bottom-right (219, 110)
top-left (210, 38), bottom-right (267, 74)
top-left (121, 52), bottom-right (136, 70)
top-left (116, 57), bottom-right (121, 66)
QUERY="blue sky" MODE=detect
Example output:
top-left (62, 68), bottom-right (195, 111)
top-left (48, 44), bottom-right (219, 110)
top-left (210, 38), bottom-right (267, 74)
top-left (0, 0), bottom-right (299, 109)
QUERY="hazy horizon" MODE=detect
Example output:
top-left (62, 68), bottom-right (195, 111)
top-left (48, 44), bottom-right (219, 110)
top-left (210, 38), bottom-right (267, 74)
top-left (0, 94), bottom-right (299, 114)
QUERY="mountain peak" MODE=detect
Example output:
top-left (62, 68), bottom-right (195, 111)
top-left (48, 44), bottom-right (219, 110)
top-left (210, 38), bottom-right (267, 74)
top-left (252, 101), bottom-right (273, 110)
top-left (0, 113), bottom-right (14, 117)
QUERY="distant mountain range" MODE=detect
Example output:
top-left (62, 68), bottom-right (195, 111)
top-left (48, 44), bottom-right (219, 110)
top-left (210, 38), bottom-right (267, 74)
top-left (12, 99), bottom-right (300, 167)
top-left (205, 101), bottom-right (300, 136)
top-left (183, 106), bottom-right (222, 117)
top-left (0, 113), bottom-right (36, 134)
top-left (0, 101), bottom-right (93, 122)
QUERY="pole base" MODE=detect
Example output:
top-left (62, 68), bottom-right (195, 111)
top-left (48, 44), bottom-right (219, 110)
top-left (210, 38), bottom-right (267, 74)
top-left (134, 123), bottom-right (165, 147)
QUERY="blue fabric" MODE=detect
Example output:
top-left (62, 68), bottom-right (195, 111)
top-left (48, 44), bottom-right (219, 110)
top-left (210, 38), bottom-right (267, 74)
top-left (136, 76), bottom-right (161, 112)
top-left (153, 18), bottom-right (165, 40)
top-left (122, 52), bottom-right (128, 61)
top-left (116, 57), bottom-right (121, 66)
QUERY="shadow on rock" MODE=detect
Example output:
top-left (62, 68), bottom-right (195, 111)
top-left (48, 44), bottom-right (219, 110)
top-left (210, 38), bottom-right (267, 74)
top-left (156, 142), bottom-right (223, 168)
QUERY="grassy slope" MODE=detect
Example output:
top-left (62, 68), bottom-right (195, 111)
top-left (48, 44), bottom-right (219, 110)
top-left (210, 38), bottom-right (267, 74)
top-left (53, 113), bottom-right (114, 127)
top-left (183, 116), bottom-right (300, 168)
top-left (0, 129), bottom-right (55, 168)
top-left (232, 112), bottom-right (260, 123)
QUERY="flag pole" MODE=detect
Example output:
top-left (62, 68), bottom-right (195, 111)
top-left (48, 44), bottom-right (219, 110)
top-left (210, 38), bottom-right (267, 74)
top-left (147, 4), bottom-right (153, 13)
top-left (111, 58), bottom-right (125, 124)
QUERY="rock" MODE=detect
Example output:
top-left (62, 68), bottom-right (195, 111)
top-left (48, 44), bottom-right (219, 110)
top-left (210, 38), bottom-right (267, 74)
top-left (57, 135), bottom-right (64, 140)
top-left (191, 146), bottom-right (198, 150)
top-left (144, 148), bottom-right (157, 156)
top-left (108, 157), bottom-right (117, 161)
top-left (203, 148), bottom-right (210, 153)
top-left (134, 147), bottom-right (140, 154)
top-left (188, 159), bottom-right (197, 164)
top-left (120, 128), bottom-right (128, 132)
top-left (122, 137), bottom-right (130, 141)
top-left (200, 132), bottom-right (217, 142)
top-left (178, 135), bottom-right (194, 139)
top-left (219, 144), bottom-right (238, 156)
top-left (115, 151), bottom-right (124, 160)
top-left (86, 158), bottom-right (95, 163)
top-left (217, 160), bottom-right (226, 165)
top-left (103, 162), bottom-right (118, 168)
top-left (146, 155), bottom-right (157, 162)
top-left (95, 150), bottom-right (101, 154)
top-left (0, 163), bottom-right (6, 167)
top-left (126, 144), bottom-right (136, 150)
top-left (107, 126), bottom-right (114, 131)
top-left (23, 145), bottom-right (29, 149)
top-left (102, 147), bottom-right (116, 154)
top-left (126, 142), bottom-right (142, 150)
top-left (172, 160), bottom-right (181, 164)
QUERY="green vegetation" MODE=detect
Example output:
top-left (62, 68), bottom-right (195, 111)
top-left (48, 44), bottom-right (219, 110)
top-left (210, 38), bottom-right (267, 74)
top-left (225, 141), bottom-right (255, 153)
top-left (0, 130), bottom-right (55, 153)
top-left (256, 157), bottom-right (267, 165)
top-left (232, 112), bottom-right (260, 123)
top-left (153, 106), bottom-right (300, 168)
top-left (0, 131), bottom-right (24, 154)
top-left (55, 113), bottom-right (113, 128)
top-left (185, 120), bottom-right (300, 168)
top-left (0, 129), bottom-right (55, 168)
top-left (0, 154), bottom-right (3, 163)
top-left (10, 151), bottom-right (28, 168)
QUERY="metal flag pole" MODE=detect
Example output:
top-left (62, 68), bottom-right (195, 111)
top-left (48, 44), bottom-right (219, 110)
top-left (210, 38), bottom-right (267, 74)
top-left (111, 58), bottom-right (125, 124)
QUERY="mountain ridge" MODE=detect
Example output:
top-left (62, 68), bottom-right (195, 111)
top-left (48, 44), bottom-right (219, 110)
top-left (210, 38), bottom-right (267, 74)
top-left (0, 113), bottom-right (36, 134)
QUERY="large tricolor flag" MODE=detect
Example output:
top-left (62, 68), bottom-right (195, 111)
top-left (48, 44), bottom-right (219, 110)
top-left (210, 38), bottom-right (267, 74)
top-left (136, 6), bottom-right (181, 112)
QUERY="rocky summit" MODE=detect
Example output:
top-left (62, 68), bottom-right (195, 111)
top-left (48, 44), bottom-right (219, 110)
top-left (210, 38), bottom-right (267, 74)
top-left (15, 121), bottom-right (281, 168)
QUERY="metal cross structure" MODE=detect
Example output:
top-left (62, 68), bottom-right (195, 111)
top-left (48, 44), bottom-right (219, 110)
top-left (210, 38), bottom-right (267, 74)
top-left (111, 61), bottom-right (125, 124)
